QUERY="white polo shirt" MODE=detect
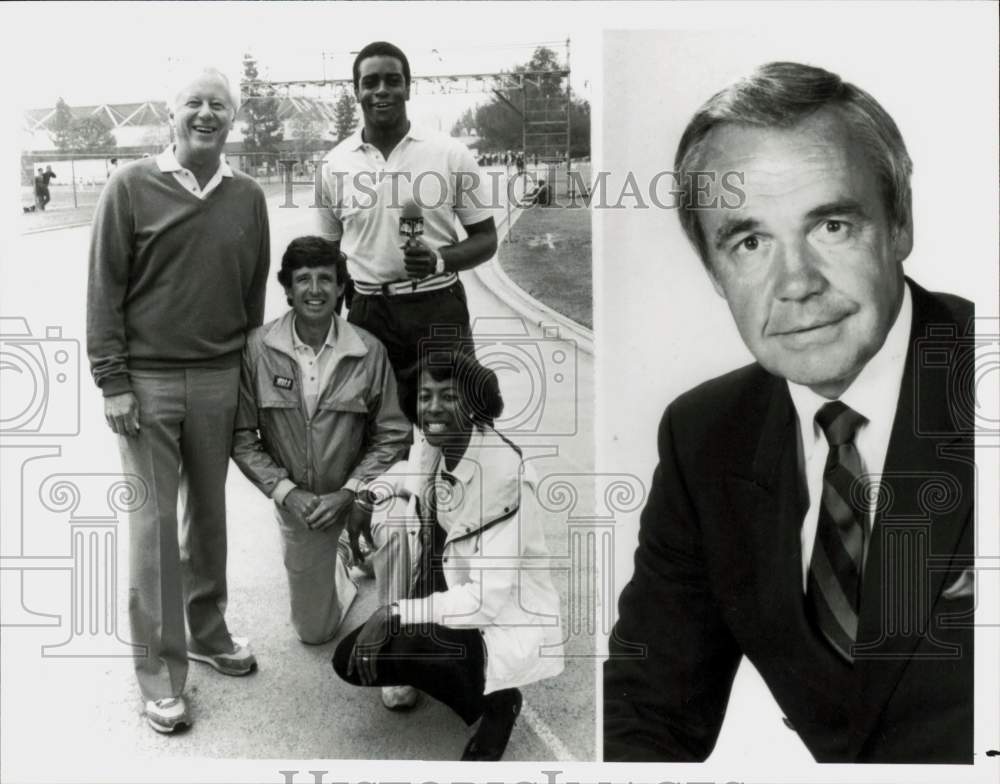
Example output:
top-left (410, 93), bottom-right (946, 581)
top-left (156, 145), bottom-right (232, 199)
top-left (318, 123), bottom-right (493, 284)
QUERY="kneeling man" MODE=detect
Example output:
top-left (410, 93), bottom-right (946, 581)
top-left (232, 236), bottom-right (410, 643)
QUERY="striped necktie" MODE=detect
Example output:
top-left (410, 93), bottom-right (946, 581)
top-left (807, 400), bottom-right (868, 662)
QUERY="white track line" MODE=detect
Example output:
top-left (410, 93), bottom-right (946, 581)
top-left (521, 701), bottom-right (578, 762)
top-left (493, 174), bottom-right (581, 764)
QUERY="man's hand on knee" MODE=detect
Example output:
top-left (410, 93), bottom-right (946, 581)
top-left (284, 488), bottom-right (321, 523)
top-left (104, 392), bottom-right (140, 437)
top-left (307, 489), bottom-right (356, 531)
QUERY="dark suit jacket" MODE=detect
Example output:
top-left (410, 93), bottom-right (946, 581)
top-left (604, 280), bottom-right (975, 763)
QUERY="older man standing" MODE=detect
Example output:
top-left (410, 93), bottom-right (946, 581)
top-left (87, 67), bottom-right (270, 733)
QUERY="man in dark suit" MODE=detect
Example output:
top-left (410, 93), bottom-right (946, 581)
top-left (604, 62), bottom-right (975, 764)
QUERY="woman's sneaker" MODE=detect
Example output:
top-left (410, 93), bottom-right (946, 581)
top-left (381, 685), bottom-right (419, 710)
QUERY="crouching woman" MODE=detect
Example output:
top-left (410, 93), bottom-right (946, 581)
top-left (332, 350), bottom-right (564, 760)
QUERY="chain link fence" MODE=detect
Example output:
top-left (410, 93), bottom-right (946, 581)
top-left (18, 149), bottom-right (329, 230)
top-left (21, 152), bottom-right (152, 215)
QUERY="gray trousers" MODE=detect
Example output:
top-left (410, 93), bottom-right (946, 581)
top-left (119, 366), bottom-right (239, 701)
top-left (274, 503), bottom-right (357, 644)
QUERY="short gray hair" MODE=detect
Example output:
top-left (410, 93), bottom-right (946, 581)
top-left (166, 66), bottom-right (239, 119)
top-left (675, 61), bottom-right (913, 267)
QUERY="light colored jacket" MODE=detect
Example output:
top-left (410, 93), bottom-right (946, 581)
top-left (232, 310), bottom-right (410, 496)
top-left (370, 426), bottom-right (565, 694)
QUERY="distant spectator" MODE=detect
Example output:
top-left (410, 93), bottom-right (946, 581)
top-left (35, 166), bottom-right (55, 210)
top-left (536, 179), bottom-right (550, 207)
top-left (34, 168), bottom-right (46, 210)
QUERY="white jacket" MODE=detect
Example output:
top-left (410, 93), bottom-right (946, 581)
top-left (369, 426), bottom-right (565, 694)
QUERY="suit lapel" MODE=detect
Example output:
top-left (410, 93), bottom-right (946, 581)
top-left (722, 374), bottom-right (872, 760)
top-left (849, 281), bottom-right (974, 752)
top-left (723, 378), bottom-right (814, 653)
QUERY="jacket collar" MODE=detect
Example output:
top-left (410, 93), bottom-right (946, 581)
top-left (750, 375), bottom-right (797, 490)
top-left (290, 314), bottom-right (336, 352)
top-left (440, 425), bottom-right (486, 486)
top-left (261, 310), bottom-right (368, 361)
top-left (847, 277), bottom-right (974, 752)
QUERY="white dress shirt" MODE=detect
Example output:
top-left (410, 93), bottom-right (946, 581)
top-left (788, 282), bottom-right (913, 591)
top-left (156, 145), bottom-right (232, 199)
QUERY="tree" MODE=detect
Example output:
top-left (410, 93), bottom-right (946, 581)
top-left (456, 46), bottom-right (590, 159)
top-left (569, 99), bottom-right (591, 158)
top-left (290, 113), bottom-right (329, 153)
top-left (518, 46), bottom-right (564, 101)
top-left (69, 116), bottom-right (117, 152)
top-left (332, 92), bottom-right (358, 143)
top-left (138, 125), bottom-right (171, 149)
top-left (469, 100), bottom-right (522, 151)
top-left (240, 54), bottom-right (284, 153)
top-left (450, 108), bottom-right (476, 137)
top-left (48, 99), bottom-right (117, 152)
top-left (49, 98), bottom-right (76, 151)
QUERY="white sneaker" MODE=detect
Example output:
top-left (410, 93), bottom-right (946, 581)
top-left (145, 696), bottom-right (191, 733)
top-left (381, 685), bottom-right (419, 710)
top-left (188, 636), bottom-right (257, 676)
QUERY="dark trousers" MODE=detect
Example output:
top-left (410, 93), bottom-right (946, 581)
top-left (347, 282), bottom-right (473, 382)
top-left (332, 622), bottom-right (487, 724)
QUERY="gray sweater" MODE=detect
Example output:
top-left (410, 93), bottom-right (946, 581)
top-left (87, 158), bottom-right (270, 396)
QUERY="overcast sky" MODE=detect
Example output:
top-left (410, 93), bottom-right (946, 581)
top-left (5, 1), bottom-right (598, 135)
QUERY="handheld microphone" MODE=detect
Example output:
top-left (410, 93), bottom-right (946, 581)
top-left (399, 200), bottom-right (423, 243)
